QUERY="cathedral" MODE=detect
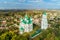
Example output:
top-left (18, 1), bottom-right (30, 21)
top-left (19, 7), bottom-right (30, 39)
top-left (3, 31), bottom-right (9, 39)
top-left (19, 15), bottom-right (33, 34)
top-left (19, 11), bottom-right (48, 34)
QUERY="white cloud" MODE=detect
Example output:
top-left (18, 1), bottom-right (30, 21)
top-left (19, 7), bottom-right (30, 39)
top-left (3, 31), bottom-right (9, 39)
top-left (27, 0), bottom-right (41, 2)
top-left (18, 0), bottom-right (26, 2)
top-left (4, 1), bottom-right (8, 3)
top-left (51, 0), bottom-right (58, 1)
top-left (50, 0), bottom-right (60, 3)
top-left (40, 0), bottom-right (60, 6)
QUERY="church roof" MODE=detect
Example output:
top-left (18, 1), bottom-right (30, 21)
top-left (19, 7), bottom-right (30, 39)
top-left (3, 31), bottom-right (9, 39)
top-left (20, 15), bottom-right (33, 24)
top-left (43, 11), bottom-right (46, 15)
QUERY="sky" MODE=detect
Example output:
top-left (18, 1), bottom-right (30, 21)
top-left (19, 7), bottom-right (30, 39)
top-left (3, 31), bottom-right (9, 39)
top-left (0, 0), bottom-right (60, 9)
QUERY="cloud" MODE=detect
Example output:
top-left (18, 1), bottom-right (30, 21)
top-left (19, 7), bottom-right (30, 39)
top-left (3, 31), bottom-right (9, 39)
top-left (41, 0), bottom-right (60, 5)
top-left (52, 0), bottom-right (56, 1)
top-left (51, 0), bottom-right (58, 1)
top-left (27, 0), bottom-right (41, 2)
top-left (18, 0), bottom-right (26, 2)
top-left (0, 0), bottom-right (60, 9)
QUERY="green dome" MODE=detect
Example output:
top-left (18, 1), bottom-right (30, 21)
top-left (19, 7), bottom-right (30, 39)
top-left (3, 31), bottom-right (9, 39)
top-left (25, 15), bottom-right (29, 19)
top-left (43, 11), bottom-right (46, 15)
top-left (20, 15), bottom-right (33, 24)
top-left (20, 27), bottom-right (24, 31)
top-left (20, 18), bottom-right (23, 21)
